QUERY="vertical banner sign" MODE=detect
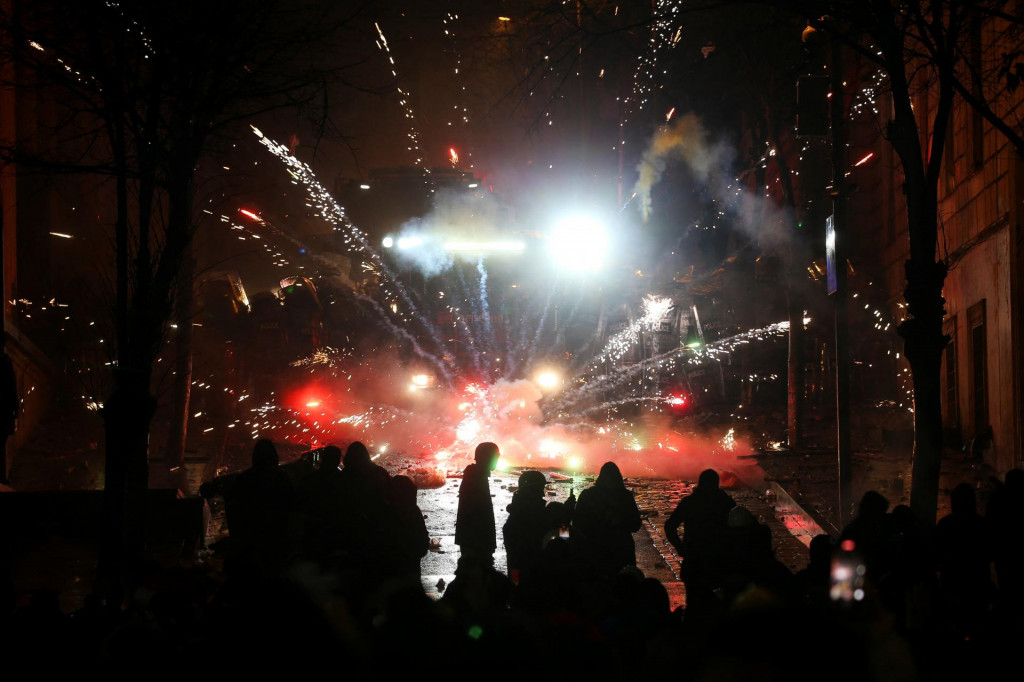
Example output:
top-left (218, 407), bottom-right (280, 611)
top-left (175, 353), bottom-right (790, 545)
top-left (825, 214), bottom-right (837, 295)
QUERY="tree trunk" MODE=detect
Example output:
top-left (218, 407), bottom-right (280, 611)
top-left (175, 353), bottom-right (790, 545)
top-left (98, 366), bottom-right (156, 604)
top-left (900, 257), bottom-right (948, 524)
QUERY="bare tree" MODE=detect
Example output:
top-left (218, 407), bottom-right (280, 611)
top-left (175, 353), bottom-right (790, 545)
top-left (0, 0), bottom-right (368, 597)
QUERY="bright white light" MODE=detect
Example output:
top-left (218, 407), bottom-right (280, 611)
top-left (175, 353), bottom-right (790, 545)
top-left (468, 183), bottom-right (479, 188)
top-left (382, 236), bottom-right (394, 248)
top-left (535, 371), bottom-right (560, 390)
top-left (411, 374), bottom-right (431, 387)
top-left (360, 184), bottom-right (371, 190)
top-left (550, 215), bottom-right (608, 271)
top-left (444, 240), bottom-right (524, 254)
top-left (397, 236), bottom-right (422, 250)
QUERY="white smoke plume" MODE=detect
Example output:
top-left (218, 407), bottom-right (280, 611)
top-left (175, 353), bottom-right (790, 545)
top-left (633, 113), bottom-right (793, 250)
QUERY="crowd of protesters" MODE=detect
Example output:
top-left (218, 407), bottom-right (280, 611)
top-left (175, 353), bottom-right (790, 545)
top-left (1, 437), bottom-right (1023, 679)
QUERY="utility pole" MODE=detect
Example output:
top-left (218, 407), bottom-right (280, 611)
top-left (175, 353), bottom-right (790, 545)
top-left (830, 35), bottom-right (853, 526)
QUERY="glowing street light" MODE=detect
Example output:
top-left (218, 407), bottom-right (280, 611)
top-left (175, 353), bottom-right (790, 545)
top-left (549, 215), bottom-right (608, 272)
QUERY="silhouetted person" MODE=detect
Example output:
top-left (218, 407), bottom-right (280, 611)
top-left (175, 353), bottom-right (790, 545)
top-left (986, 468), bottom-right (1024, 607)
top-left (718, 505), bottom-right (795, 603)
top-left (441, 553), bottom-right (513, 619)
top-left (503, 470), bottom-right (549, 583)
top-left (0, 339), bottom-right (17, 485)
top-left (934, 482), bottom-right (993, 637)
top-left (297, 445), bottom-right (346, 556)
top-left (571, 461), bottom-right (643, 578)
top-left (664, 468), bottom-right (735, 607)
top-left (455, 442), bottom-right (500, 565)
top-left (883, 503), bottom-right (935, 622)
top-left (794, 534), bottom-right (833, 609)
top-left (224, 439), bottom-right (295, 572)
top-left (338, 441), bottom-right (390, 560)
top-left (839, 490), bottom-right (896, 581)
top-left (379, 475), bottom-right (429, 586)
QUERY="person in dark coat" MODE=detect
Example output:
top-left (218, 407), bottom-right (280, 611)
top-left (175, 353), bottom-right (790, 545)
top-left (503, 470), bottom-right (550, 583)
top-left (664, 468), bottom-right (735, 607)
top-left (455, 442), bottom-right (500, 566)
top-left (839, 490), bottom-right (896, 581)
top-left (934, 482), bottom-right (994, 637)
top-left (986, 468), bottom-right (1024, 608)
top-left (379, 475), bottom-right (429, 586)
top-left (338, 441), bottom-right (390, 558)
top-left (571, 461), bottom-right (643, 578)
top-left (224, 439), bottom-right (295, 572)
top-left (297, 445), bottom-right (346, 556)
top-left (718, 505), bottom-right (795, 603)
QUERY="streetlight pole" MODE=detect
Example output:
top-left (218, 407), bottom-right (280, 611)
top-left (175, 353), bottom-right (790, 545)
top-left (830, 34), bottom-right (853, 527)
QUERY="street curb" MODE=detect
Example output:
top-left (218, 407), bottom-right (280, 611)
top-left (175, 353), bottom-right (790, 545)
top-left (766, 480), bottom-right (832, 546)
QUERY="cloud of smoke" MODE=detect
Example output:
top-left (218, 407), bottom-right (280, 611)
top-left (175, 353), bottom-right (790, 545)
top-left (632, 113), bottom-right (793, 250)
top-left (391, 188), bottom-right (515, 277)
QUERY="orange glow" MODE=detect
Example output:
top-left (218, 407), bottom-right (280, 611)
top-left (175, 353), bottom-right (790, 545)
top-left (238, 208), bottom-right (261, 221)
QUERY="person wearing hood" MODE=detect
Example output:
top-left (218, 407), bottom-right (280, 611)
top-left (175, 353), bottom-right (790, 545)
top-left (664, 468), bottom-right (735, 607)
top-left (571, 461), bottom-right (643, 578)
top-left (503, 470), bottom-right (550, 583)
top-left (455, 442), bottom-right (501, 566)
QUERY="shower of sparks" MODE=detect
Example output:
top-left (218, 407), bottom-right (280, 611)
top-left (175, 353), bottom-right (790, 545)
top-left (375, 20), bottom-right (431, 180)
top-left (589, 295), bottom-right (673, 367)
top-left (252, 126), bottom-right (459, 378)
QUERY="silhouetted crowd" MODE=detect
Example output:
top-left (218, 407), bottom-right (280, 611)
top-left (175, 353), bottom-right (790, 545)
top-left (2, 438), bottom-right (1023, 680)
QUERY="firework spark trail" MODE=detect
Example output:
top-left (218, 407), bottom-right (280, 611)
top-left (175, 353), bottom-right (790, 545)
top-left (477, 257), bottom-right (493, 373)
top-left (226, 213), bottom-right (351, 280)
top-left (503, 283), bottom-right (550, 380)
top-left (448, 266), bottom-right (486, 376)
top-left (374, 20), bottom-right (430, 181)
top-left (254, 128), bottom-right (458, 368)
top-left (584, 295), bottom-right (673, 370)
top-left (353, 293), bottom-right (454, 385)
top-left (517, 281), bottom-right (558, 378)
top-left (454, 265), bottom-right (487, 353)
top-left (552, 318), bottom-right (798, 413)
top-left (567, 396), bottom-right (669, 419)
top-left (455, 311), bottom-right (485, 376)
top-left (619, 1), bottom-right (681, 150)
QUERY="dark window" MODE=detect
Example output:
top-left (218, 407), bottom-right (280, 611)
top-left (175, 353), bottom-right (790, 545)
top-left (968, 300), bottom-right (988, 436)
top-left (943, 317), bottom-right (958, 429)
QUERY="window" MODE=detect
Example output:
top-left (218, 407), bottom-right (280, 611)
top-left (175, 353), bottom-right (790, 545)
top-left (943, 317), bottom-right (959, 429)
top-left (968, 300), bottom-right (988, 437)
